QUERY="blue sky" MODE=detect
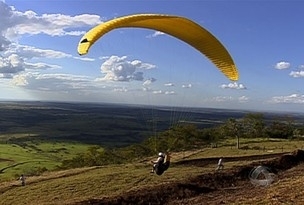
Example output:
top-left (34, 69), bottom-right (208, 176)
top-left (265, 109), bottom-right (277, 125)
top-left (1, 0), bottom-right (304, 113)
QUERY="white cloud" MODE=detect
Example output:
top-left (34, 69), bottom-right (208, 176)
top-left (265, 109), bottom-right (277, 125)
top-left (153, 90), bottom-right (163, 94)
top-left (164, 82), bottom-right (174, 87)
top-left (143, 78), bottom-right (156, 86)
top-left (0, 35), bottom-right (10, 51)
top-left (142, 86), bottom-right (175, 95)
top-left (289, 70), bottom-right (304, 78)
top-left (146, 31), bottom-right (165, 38)
top-left (275, 61), bottom-right (290, 70)
top-left (0, 1), bottom-right (103, 78)
top-left (0, 54), bottom-right (24, 74)
top-left (142, 87), bottom-right (150, 92)
top-left (182, 84), bottom-right (192, 88)
top-left (12, 72), bottom-right (95, 91)
top-left (0, 53), bottom-right (62, 76)
top-left (270, 93), bottom-right (304, 104)
top-left (12, 72), bottom-right (30, 86)
top-left (238, 95), bottom-right (249, 103)
top-left (0, 73), bottom-right (14, 78)
top-left (74, 56), bottom-right (95, 61)
top-left (165, 91), bottom-right (175, 95)
top-left (9, 72), bottom-right (120, 102)
top-left (5, 44), bottom-right (72, 59)
top-left (211, 96), bottom-right (248, 103)
top-left (100, 55), bottom-right (156, 82)
top-left (1, 2), bottom-right (103, 39)
top-left (114, 87), bottom-right (128, 92)
top-left (0, 2), bottom-right (101, 45)
top-left (214, 96), bottom-right (233, 102)
top-left (220, 82), bottom-right (246, 89)
top-left (24, 62), bottom-right (61, 70)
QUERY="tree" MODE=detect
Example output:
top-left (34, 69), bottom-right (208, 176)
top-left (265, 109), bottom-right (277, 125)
top-left (242, 113), bottom-right (266, 138)
top-left (223, 118), bottom-right (243, 149)
top-left (199, 127), bottom-right (223, 144)
top-left (266, 120), bottom-right (294, 139)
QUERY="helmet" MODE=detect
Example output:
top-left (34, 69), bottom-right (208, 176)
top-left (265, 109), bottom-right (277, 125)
top-left (158, 152), bottom-right (165, 157)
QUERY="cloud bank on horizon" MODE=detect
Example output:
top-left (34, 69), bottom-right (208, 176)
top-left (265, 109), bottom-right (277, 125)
top-left (0, 1), bottom-right (304, 112)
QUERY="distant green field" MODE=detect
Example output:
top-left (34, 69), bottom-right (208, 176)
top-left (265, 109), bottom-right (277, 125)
top-left (0, 140), bottom-right (93, 181)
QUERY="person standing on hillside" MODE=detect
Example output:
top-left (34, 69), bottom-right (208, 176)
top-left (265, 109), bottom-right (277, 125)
top-left (18, 174), bottom-right (26, 186)
top-left (151, 152), bottom-right (171, 175)
top-left (216, 157), bottom-right (224, 171)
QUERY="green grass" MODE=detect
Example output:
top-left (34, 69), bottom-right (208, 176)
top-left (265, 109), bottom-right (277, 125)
top-left (0, 137), bottom-right (303, 204)
top-left (0, 148), bottom-right (292, 205)
top-left (169, 138), bottom-right (304, 161)
top-left (0, 162), bottom-right (215, 205)
top-left (1, 137), bottom-right (302, 181)
top-left (1, 138), bottom-right (302, 205)
top-left (0, 141), bottom-right (94, 181)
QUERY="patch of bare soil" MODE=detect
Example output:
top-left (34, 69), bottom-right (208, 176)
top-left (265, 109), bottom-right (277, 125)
top-left (74, 150), bottom-right (304, 205)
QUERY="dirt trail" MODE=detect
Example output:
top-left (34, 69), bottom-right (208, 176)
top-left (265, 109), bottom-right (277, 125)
top-left (175, 152), bottom-right (288, 167)
top-left (74, 150), bottom-right (304, 205)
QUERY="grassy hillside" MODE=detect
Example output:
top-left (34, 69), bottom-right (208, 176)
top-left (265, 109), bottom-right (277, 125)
top-left (1, 101), bottom-right (304, 204)
top-left (0, 136), bottom-right (302, 181)
top-left (0, 152), bottom-right (267, 205)
top-left (0, 140), bottom-right (92, 180)
top-left (0, 138), bottom-right (304, 204)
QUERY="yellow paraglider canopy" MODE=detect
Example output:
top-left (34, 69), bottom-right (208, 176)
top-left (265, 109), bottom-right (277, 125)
top-left (78, 13), bottom-right (239, 81)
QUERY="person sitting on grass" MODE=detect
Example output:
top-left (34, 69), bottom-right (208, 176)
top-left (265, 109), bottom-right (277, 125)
top-left (151, 152), bottom-right (171, 175)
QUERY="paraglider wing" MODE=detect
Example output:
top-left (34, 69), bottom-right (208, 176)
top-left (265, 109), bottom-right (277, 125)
top-left (78, 14), bottom-right (239, 81)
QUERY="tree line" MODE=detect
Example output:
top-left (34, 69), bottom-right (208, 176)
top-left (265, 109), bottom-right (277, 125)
top-left (60, 113), bottom-right (304, 169)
